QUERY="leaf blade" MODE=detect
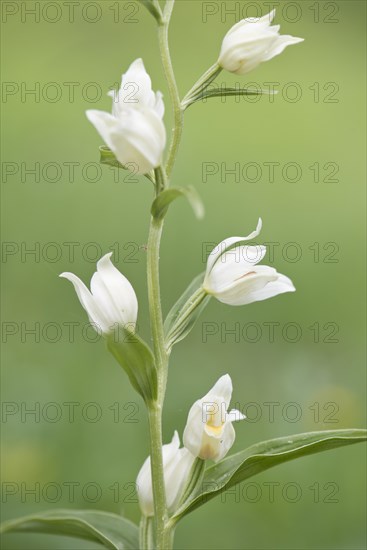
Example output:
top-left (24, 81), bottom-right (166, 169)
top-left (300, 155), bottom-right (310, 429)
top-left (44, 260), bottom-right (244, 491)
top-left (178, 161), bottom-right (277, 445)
top-left (0, 509), bottom-right (139, 550)
top-left (164, 272), bottom-right (210, 350)
top-left (173, 429), bottom-right (367, 520)
top-left (183, 87), bottom-right (278, 109)
top-left (107, 328), bottom-right (157, 403)
top-left (137, 0), bottom-right (162, 23)
top-left (99, 146), bottom-right (155, 183)
top-left (151, 187), bottom-right (204, 220)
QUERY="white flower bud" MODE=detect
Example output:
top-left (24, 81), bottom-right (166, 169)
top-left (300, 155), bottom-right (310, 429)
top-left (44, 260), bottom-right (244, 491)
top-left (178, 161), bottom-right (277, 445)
top-left (218, 10), bottom-right (304, 75)
top-left (86, 59), bottom-right (166, 174)
top-left (183, 374), bottom-right (245, 462)
top-left (203, 219), bottom-right (295, 306)
top-left (60, 253), bottom-right (138, 334)
top-left (136, 432), bottom-right (195, 517)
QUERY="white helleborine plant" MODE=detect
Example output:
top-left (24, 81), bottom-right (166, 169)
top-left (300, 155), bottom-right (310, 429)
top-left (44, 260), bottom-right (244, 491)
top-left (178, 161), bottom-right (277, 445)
top-left (203, 218), bottom-right (295, 306)
top-left (3, 5), bottom-right (365, 550)
top-left (183, 374), bottom-right (245, 462)
top-left (60, 252), bottom-right (138, 334)
top-left (218, 9), bottom-right (304, 75)
top-left (136, 431), bottom-right (195, 517)
top-left (86, 58), bottom-right (166, 174)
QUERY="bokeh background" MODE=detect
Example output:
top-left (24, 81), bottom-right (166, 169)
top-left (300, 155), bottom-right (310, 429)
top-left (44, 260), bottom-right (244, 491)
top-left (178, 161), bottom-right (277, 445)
top-left (1, 1), bottom-right (366, 548)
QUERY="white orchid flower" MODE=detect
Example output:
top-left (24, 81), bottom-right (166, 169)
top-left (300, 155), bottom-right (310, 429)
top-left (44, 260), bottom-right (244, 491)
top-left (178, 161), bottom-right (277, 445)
top-left (60, 253), bottom-right (138, 334)
top-left (136, 431), bottom-right (195, 517)
top-left (86, 59), bottom-right (166, 174)
top-left (218, 10), bottom-right (304, 75)
top-left (183, 374), bottom-right (245, 462)
top-left (203, 218), bottom-right (296, 306)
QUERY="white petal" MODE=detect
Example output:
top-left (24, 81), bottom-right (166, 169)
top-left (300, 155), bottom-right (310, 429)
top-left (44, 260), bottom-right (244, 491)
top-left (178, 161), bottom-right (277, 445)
top-left (240, 273), bottom-right (295, 303)
top-left (136, 455), bottom-right (154, 516)
top-left (183, 400), bottom-right (205, 457)
top-left (136, 432), bottom-right (180, 517)
top-left (203, 374), bottom-right (233, 409)
top-left (215, 268), bottom-right (295, 306)
top-left (114, 108), bottom-right (166, 174)
top-left (59, 272), bottom-right (109, 333)
top-left (164, 447), bottom-right (195, 511)
top-left (205, 218), bottom-right (262, 277)
top-left (95, 253), bottom-right (138, 328)
top-left (86, 109), bottom-right (122, 152)
top-left (259, 8), bottom-right (276, 24)
top-left (225, 10), bottom-right (275, 37)
top-left (227, 409), bottom-right (246, 422)
top-left (165, 430), bottom-right (181, 458)
top-left (111, 59), bottom-right (165, 120)
top-left (262, 34), bottom-right (304, 61)
top-left (120, 58), bottom-right (155, 110)
top-left (210, 265), bottom-right (276, 305)
top-left (244, 9), bottom-right (277, 26)
top-left (118, 108), bottom-right (166, 164)
top-left (213, 422), bottom-right (236, 462)
top-left (88, 107), bottom-right (165, 175)
top-left (136, 431), bottom-right (194, 516)
top-left (154, 91), bottom-right (165, 118)
top-left (205, 245), bottom-right (267, 293)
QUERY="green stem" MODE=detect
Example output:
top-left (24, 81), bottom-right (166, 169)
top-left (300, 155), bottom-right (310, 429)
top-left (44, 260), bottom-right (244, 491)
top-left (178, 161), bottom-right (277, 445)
top-left (161, 525), bottom-right (175, 549)
top-left (145, 3), bottom-right (184, 548)
top-left (147, 201), bottom-right (169, 549)
top-left (158, 0), bottom-right (184, 179)
top-left (147, 213), bottom-right (168, 399)
top-left (147, 403), bottom-right (167, 549)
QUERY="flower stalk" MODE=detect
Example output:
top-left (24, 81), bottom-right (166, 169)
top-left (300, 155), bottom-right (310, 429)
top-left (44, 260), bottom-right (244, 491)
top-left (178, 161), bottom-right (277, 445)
top-left (158, 0), bottom-right (183, 178)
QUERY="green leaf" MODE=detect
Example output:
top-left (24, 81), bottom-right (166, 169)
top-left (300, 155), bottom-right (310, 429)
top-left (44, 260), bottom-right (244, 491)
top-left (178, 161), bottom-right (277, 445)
top-left (164, 272), bottom-right (210, 350)
top-left (172, 429), bottom-right (367, 521)
top-left (181, 64), bottom-right (223, 106)
top-left (177, 458), bottom-right (206, 511)
top-left (137, 0), bottom-right (162, 23)
top-left (99, 146), bottom-right (125, 170)
top-left (182, 87), bottom-right (278, 109)
top-left (0, 509), bottom-right (139, 550)
top-left (99, 146), bottom-right (155, 184)
top-left (151, 186), bottom-right (204, 220)
top-left (107, 328), bottom-right (157, 403)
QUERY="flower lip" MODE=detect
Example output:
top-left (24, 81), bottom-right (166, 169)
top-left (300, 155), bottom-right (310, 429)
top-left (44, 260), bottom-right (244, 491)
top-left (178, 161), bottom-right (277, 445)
top-left (183, 374), bottom-right (245, 462)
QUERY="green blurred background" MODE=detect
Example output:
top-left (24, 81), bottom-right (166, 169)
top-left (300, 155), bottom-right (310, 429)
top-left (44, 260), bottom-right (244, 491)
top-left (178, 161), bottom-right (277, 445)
top-left (1, 1), bottom-right (366, 548)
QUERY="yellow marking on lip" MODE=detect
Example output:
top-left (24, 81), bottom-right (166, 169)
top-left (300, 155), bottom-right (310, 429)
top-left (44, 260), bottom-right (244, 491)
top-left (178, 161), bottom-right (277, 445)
top-left (205, 424), bottom-right (223, 436)
top-left (206, 409), bottom-right (224, 436)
